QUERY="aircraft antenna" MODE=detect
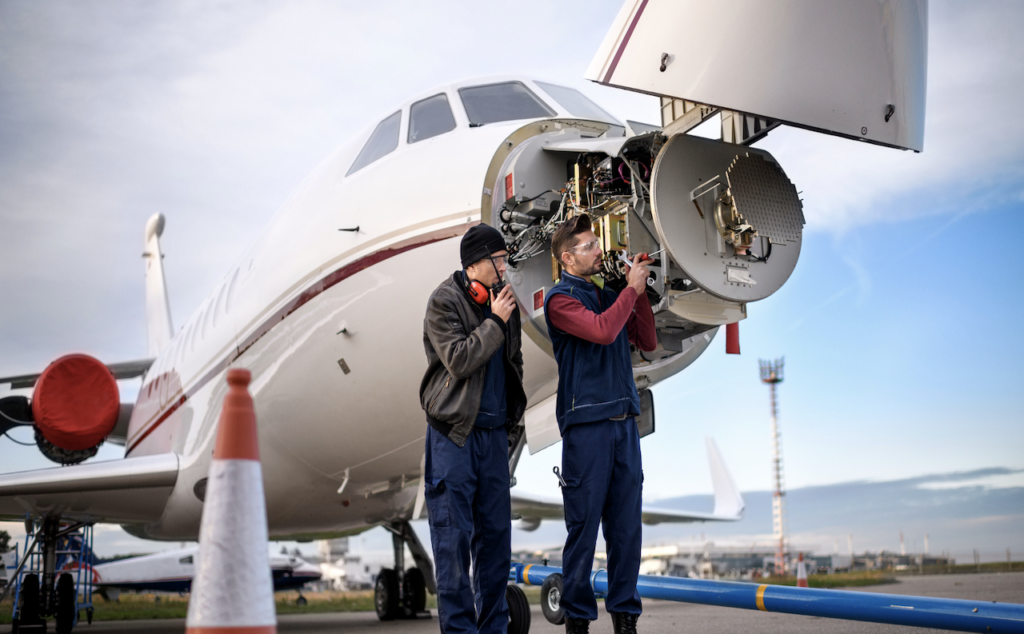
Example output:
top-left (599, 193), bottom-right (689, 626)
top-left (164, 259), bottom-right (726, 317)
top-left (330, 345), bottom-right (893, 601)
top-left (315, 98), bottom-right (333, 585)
top-left (759, 357), bottom-right (787, 575)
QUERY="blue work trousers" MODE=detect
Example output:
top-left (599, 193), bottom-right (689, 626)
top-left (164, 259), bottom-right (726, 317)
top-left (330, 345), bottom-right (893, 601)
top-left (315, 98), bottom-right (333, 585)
top-left (560, 418), bottom-right (643, 621)
top-left (425, 425), bottom-right (511, 634)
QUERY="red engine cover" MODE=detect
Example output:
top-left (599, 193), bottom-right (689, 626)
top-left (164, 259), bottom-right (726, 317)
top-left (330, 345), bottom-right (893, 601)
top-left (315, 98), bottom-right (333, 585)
top-left (32, 354), bottom-right (120, 451)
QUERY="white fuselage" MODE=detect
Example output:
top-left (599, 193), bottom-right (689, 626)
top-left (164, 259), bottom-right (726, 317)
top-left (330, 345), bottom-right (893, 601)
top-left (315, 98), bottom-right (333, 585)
top-left (124, 78), bottom-right (569, 541)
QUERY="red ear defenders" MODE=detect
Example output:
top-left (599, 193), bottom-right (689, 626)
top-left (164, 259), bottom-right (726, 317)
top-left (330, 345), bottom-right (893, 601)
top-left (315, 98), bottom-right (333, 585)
top-left (463, 271), bottom-right (506, 305)
top-left (467, 279), bottom-right (490, 305)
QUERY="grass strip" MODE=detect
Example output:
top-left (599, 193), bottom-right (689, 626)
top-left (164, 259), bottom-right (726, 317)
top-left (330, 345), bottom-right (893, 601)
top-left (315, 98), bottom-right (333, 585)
top-left (753, 570), bottom-right (897, 589)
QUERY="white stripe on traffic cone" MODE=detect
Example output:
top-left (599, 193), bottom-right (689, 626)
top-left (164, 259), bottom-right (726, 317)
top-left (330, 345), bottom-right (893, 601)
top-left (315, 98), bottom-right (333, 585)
top-left (186, 369), bottom-right (276, 634)
top-left (796, 552), bottom-right (809, 588)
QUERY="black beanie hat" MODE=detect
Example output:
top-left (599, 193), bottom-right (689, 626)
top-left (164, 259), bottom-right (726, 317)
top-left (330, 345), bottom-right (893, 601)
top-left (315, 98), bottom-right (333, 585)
top-left (460, 224), bottom-right (506, 268)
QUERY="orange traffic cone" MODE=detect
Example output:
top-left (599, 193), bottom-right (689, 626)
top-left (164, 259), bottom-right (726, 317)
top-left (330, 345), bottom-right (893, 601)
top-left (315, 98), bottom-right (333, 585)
top-left (186, 369), bottom-right (276, 634)
top-left (796, 552), bottom-right (809, 588)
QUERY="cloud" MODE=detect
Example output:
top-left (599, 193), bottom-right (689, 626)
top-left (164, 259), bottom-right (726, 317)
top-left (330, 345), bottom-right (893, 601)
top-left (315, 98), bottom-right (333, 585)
top-left (913, 468), bottom-right (1024, 491)
top-left (758, 0), bottom-right (1024, 234)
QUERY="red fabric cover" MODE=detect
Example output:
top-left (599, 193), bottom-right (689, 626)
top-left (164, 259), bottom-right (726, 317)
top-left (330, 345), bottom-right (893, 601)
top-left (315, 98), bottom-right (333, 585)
top-left (32, 354), bottom-right (120, 450)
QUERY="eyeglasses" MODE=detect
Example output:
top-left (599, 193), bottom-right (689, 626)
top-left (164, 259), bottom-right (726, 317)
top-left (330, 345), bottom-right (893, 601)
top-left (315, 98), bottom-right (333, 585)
top-left (568, 239), bottom-right (599, 254)
top-left (487, 255), bottom-right (508, 266)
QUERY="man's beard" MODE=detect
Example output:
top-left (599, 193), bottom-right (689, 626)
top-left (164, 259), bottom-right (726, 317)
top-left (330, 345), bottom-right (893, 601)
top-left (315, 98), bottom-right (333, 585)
top-left (581, 258), bottom-right (602, 277)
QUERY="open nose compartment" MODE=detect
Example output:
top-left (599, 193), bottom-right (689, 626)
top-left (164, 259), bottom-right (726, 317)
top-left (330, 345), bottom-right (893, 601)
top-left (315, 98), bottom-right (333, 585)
top-left (650, 133), bottom-right (805, 307)
top-left (480, 121), bottom-right (804, 386)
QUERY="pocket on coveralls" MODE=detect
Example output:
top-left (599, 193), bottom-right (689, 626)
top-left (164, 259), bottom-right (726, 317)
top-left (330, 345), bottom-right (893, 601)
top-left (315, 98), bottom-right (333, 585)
top-left (560, 475), bottom-right (585, 527)
top-left (425, 478), bottom-right (451, 528)
top-left (560, 431), bottom-right (586, 527)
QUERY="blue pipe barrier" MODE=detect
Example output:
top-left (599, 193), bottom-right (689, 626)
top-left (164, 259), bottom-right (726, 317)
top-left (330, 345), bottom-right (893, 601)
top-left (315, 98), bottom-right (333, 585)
top-left (509, 563), bottom-right (1024, 633)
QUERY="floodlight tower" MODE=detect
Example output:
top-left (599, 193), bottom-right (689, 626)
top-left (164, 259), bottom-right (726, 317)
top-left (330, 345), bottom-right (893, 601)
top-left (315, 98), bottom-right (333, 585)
top-left (759, 358), bottom-right (787, 575)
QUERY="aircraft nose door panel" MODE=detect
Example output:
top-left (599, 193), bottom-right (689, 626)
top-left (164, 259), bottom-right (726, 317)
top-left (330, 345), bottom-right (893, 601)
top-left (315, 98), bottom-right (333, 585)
top-left (586, 0), bottom-right (927, 152)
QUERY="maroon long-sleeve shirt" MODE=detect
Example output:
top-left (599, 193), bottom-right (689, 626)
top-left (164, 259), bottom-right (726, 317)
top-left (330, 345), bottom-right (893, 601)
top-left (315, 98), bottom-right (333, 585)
top-left (546, 285), bottom-right (658, 351)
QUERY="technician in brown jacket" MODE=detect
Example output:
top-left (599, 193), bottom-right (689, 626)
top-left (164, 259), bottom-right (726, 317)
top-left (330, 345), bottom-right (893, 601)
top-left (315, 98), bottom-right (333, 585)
top-left (420, 224), bottom-right (526, 634)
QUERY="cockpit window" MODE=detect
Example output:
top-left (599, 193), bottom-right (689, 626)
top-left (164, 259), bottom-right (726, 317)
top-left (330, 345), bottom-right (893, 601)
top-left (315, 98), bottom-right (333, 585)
top-left (346, 110), bottom-right (401, 176)
top-left (459, 82), bottom-right (555, 126)
top-left (408, 93), bottom-right (457, 143)
top-left (535, 81), bottom-right (622, 125)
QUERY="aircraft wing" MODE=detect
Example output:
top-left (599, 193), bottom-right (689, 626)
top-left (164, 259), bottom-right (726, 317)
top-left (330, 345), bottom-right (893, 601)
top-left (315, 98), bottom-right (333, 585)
top-left (0, 453), bottom-right (179, 524)
top-left (0, 358), bottom-right (154, 389)
top-left (511, 438), bottom-right (744, 530)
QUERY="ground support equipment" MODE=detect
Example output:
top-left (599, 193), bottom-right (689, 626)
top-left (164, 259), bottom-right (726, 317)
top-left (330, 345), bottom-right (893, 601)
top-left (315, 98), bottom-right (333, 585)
top-left (1, 517), bottom-right (96, 633)
top-left (510, 562), bottom-right (1024, 633)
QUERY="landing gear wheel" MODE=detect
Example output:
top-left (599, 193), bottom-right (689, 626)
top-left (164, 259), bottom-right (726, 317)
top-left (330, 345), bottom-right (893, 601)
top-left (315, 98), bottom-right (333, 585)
top-left (86, 607), bottom-right (94, 624)
top-left (19, 573), bottom-right (41, 625)
top-left (506, 584), bottom-right (531, 634)
top-left (296, 593), bottom-right (308, 606)
top-left (403, 567), bottom-right (427, 616)
top-left (541, 573), bottom-right (565, 625)
top-left (375, 568), bottom-right (400, 621)
top-left (55, 573), bottom-right (76, 634)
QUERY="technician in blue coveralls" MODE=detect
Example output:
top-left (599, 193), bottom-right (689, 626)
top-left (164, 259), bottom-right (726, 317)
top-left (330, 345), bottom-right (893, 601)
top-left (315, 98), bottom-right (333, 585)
top-left (420, 224), bottom-right (527, 634)
top-left (543, 214), bottom-right (657, 634)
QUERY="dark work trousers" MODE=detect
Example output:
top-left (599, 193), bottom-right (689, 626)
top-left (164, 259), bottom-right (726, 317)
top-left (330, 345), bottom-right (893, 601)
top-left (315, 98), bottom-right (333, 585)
top-left (560, 418), bottom-right (643, 621)
top-left (424, 425), bottom-right (511, 634)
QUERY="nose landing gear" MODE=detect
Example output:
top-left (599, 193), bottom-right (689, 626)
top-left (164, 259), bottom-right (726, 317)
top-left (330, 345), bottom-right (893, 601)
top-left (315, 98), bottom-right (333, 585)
top-left (374, 520), bottom-right (433, 621)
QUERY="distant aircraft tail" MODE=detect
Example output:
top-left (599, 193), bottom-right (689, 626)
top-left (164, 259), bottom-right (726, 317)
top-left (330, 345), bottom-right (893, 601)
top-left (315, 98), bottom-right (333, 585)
top-left (512, 437), bottom-right (745, 526)
top-left (144, 213), bottom-right (173, 357)
top-left (706, 437), bottom-right (745, 519)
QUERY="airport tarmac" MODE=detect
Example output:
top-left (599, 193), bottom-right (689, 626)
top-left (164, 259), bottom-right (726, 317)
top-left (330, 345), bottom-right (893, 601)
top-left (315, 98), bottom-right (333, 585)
top-left (6, 573), bottom-right (1022, 634)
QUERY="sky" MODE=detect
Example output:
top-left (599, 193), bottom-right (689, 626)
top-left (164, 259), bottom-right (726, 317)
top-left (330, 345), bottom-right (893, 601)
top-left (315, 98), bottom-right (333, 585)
top-left (1, 1), bottom-right (1022, 558)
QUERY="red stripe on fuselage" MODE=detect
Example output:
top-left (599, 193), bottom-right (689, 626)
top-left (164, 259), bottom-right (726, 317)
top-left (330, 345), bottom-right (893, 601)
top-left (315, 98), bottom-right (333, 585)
top-left (127, 221), bottom-right (475, 455)
top-left (603, 0), bottom-right (649, 84)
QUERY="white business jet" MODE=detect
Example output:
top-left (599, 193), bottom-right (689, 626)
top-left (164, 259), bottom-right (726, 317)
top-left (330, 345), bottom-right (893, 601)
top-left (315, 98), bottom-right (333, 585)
top-left (89, 546), bottom-right (322, 601)
top-left (0, 0), bottom-right (926, 629)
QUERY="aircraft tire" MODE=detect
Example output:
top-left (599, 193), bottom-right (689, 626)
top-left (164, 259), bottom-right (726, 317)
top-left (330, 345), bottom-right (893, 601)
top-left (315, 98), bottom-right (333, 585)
top-left (403, 567), bottom-right (427, 616)
top-left (375, 568), bottom-right (400, 621)
top-left (506, 584), bottom-right (531, 634)
top-left (55, 572), bottom-right (76, 634)
top-left (540, 573), bottom-right (565, 625)
top-left (18, 573), bottom-right (41, 625)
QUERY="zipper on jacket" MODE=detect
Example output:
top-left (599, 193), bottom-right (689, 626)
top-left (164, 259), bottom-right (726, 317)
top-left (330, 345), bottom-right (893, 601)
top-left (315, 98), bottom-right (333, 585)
top-left (429, 376), bottom-right (451, 411)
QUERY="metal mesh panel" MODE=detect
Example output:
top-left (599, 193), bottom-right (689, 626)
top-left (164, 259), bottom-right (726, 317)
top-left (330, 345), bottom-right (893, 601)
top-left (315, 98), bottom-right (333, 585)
top-left (727, 154), bottom-right (804, 243)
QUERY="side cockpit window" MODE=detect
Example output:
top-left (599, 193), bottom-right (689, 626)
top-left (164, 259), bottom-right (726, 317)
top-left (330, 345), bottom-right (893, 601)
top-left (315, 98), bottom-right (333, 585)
top-left (346, 110), bottom-right (401, 176)
top-left (534, 81), bottom-right (622, 126)
top-left (459, 82), bottom-right (555, 126)
top-left (409, 94), bottom-right (457, 143)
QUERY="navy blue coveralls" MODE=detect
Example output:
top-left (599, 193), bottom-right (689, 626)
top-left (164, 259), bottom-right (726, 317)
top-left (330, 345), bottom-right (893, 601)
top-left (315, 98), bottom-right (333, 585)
top-left (543, 273), bottom-right (644, 622)
top-left (425, 302), bottom-right (511, 634)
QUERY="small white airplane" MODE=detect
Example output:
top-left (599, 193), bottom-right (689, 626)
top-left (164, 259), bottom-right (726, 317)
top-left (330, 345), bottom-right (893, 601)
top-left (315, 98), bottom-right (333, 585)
top-left (318, 553), bottom-right (380, 592)
top-left (87, 546), bottom-right (321, 602)
top-left (0, 0), bottom-right (927, 628)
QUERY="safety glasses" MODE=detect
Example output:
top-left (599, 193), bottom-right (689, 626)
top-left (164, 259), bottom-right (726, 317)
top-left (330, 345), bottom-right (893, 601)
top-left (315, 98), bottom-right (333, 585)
top-left (568, 239), bottom-right (599, 254)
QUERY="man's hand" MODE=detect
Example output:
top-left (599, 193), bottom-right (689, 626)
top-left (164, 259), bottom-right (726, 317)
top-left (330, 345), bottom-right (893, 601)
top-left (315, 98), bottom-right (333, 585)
top-left (626, 254), bottom-right (650, 294)
top-left (491, 285), bottom-right (516, 323)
